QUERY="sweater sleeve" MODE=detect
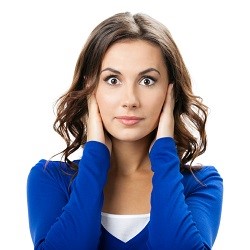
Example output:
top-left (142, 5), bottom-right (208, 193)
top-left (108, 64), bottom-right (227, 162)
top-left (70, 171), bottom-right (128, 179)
top-left (27, 141), bottom-right (110, 250)
top-left (147, 137), bottom-right (223, 250)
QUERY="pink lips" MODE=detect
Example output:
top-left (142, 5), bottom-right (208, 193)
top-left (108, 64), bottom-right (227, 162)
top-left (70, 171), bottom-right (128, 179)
top-left (116, 116), bottom-right (143, 126)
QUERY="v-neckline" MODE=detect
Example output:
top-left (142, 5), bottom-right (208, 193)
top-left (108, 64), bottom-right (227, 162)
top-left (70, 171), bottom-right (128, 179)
top-left (100, 223), bottom-right (149, 247)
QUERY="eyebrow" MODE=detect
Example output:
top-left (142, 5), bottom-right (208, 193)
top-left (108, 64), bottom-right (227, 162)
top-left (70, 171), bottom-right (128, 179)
top-left (100, 67), bottom-right (161, 76)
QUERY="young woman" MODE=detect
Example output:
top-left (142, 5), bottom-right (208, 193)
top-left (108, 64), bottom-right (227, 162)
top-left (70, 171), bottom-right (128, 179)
top-left (27, 12), bottom-right (223, 249)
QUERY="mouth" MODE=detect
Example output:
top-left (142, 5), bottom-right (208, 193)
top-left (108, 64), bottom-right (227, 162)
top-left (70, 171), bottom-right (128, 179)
top-left (115, 116), bottom-right (144, 126)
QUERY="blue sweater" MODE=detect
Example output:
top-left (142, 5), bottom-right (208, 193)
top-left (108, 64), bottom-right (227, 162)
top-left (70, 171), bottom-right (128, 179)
top-left (27, 137), bottom-right (223, 249)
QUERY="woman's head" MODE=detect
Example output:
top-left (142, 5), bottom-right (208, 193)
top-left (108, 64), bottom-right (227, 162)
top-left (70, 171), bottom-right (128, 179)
top-left (96, 39), bottom-right (169, 143)
top-left (54, 12), bottom-right (208, 169)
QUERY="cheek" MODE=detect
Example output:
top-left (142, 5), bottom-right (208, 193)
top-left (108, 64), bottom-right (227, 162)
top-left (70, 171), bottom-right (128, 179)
top-left (147, 92), bottom-right (166, 117)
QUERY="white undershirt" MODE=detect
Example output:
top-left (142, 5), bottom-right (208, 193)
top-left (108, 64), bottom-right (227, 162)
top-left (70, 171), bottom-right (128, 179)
top-left (101, 212), bottom-right (150, 243)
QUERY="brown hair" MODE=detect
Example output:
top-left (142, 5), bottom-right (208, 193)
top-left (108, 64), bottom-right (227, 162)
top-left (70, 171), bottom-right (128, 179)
top-left (53, 12), bottom-right (208, 172)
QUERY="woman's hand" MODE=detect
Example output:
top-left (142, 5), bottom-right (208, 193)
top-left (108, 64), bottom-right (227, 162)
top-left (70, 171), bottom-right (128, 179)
top-left (87, 94), bottom-right (112, 153)
top-left (155, 83), bottom-right (175, 139)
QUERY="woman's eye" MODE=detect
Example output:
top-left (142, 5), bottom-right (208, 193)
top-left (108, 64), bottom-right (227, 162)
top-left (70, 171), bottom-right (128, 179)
top-left (140, 77), bottom-right (156, 86)
top-left (105, 76), bottom-right (121, 85)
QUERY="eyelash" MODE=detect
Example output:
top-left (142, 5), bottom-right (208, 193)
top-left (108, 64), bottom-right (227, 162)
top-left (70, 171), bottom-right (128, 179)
top-left (103, 75), bottom-right (157, 87)
top-left (141, 75), bottom-right (157, 87)
top-left (104, 75), bottom-right (120, 85)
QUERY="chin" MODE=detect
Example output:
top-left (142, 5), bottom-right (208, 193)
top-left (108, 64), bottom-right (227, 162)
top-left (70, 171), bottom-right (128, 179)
top-left (108, 129), bottom-right (156, 143)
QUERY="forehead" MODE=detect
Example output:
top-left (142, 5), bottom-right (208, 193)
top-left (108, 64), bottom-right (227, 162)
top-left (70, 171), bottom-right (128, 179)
top-left (101, 40), bottom-right (166, 70)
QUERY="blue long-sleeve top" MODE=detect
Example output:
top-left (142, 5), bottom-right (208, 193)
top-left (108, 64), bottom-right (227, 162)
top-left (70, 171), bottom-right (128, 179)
top-left (27, 137), bottom-right (223, 249)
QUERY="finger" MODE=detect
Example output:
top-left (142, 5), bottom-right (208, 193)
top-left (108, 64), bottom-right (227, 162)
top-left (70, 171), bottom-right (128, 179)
top-left (87, 94), bottom-right (99, 116)
top-left (86, 94), bottom-right (105, 143)
top-left (161, 83), bottom-right (175, 115)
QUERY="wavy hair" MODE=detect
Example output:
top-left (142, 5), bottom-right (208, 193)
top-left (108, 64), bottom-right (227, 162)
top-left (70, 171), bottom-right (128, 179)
top-left (53, 12), bottom-right (208, 172)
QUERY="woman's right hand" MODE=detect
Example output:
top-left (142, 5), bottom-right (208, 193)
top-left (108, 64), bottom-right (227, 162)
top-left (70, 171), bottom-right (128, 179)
top-left (87, 94), bottom-right (112, 153)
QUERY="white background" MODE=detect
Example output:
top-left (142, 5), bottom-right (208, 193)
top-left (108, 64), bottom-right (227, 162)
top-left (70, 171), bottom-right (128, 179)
top-left (1, 0), bottom-right (249, 249)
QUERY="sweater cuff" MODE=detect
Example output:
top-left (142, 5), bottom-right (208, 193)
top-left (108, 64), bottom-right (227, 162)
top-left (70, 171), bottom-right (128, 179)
top-left (84, 141), bottom-right (110, 159)
top-left (79, 140), bottom-right (110, 173)
top-left (150, 137), bottom-right (177, 156)
top-left (149, 137), bottom-right (179, 172)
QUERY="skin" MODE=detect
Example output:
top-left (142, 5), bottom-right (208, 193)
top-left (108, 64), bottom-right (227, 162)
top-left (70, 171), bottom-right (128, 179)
top-left (87, 40), bottom-right (175, 214)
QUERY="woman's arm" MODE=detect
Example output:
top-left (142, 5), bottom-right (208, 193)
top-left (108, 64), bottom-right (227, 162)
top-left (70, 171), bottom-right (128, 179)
top-left (27, 92), bottom-right (111, 249)
top-left (147, 137), bottom-right (223, 249)
top-left (27, 141), bottom-right (110, 250)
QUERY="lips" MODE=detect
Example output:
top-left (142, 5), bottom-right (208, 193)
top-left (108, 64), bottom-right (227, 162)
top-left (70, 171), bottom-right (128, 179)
top-left (115, 116), bottom-right (144, 126)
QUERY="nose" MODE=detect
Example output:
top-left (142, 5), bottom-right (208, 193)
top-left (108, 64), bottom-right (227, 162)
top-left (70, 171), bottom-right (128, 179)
top-left (121, 84), bottom-right (140, 109)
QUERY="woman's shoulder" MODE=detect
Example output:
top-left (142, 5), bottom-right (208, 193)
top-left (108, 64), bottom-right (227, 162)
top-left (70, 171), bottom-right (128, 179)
top-left (182, 165), bottom-right (223, 195)
top-left (27, 159), bottom-right (78, 189)
top-left (184, 165), bottom-right (222, 177)
top-left (29, 159), bottom-right (73, 174)
top-left (182, 165), bottom-right (222, 179)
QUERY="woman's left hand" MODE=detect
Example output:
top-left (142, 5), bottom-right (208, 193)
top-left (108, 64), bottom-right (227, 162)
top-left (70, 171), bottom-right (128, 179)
top-left (155, 83), bottom-right (175, 139)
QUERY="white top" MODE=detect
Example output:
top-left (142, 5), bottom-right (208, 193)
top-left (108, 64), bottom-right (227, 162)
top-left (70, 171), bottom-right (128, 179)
top-left (101, 212), bottom-right (150, 243)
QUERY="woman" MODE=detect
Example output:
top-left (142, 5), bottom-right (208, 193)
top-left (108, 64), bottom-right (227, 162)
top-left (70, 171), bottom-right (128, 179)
top-left (27, 12), bottom-right (223, 249)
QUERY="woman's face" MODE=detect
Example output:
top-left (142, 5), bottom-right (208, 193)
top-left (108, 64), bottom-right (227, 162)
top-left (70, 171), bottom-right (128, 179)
top-left (96, 39), bottom-right (170, 142)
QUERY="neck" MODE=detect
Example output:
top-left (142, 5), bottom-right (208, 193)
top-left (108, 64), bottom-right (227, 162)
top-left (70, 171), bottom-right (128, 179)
top-left (110, 135), bottom-right (152, 175)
